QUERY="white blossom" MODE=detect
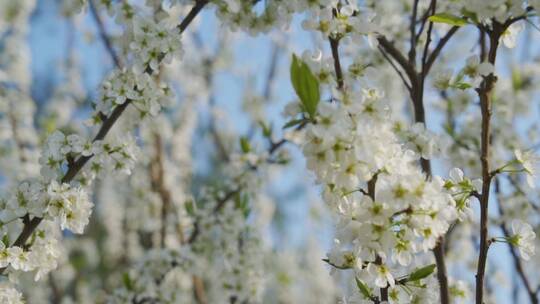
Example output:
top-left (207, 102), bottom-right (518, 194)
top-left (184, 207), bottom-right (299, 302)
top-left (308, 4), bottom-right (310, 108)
top-left (510, 220), bottom-right (536, 260)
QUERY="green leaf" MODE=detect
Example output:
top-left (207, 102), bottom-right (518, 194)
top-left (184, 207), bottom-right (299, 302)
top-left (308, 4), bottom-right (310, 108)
top-left (240, 137), bottom-right (251, 153)
top-left (355, 278), bottom-right (373, 299)
top-left (259, 122), bottom-right (272, 138)
top-left (290, 54), bottom-right (320, 118)
top-left (235, 193), bottom-right (251, 218)
top-left (451, 82), bottom-right (472, 90)
top-left (283, 118), bottom-right (306, 129)
top-left (407, 264), bottom-right (437, 282)
top-left (185, 200), bottom-right (195, 216)
top-left (122, 273), bottom-right (134, 290)
top-left (428, 13), bottom-right (468, 26)
top-left (1, 235), bottom-right (9, 247)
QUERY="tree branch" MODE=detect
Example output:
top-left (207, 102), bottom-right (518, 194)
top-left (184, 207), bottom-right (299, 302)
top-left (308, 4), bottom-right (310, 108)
top-left (475, 22), bottom-right (502, 304)
top-left (423, 26), bottom-right (459, 76)
top-left (89, 0), bottom-right (122, 68)
top-left (329, 37), bottom-right (344, 91)
top-left (408, 0), bottom-right (420, 64)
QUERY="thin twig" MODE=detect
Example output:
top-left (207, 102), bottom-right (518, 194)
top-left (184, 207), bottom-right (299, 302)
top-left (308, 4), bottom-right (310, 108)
top-left (408, 0), bottom-right (420, 64)
top-left (423, 26), bottom-right (459, 76)
top-left (89, 0), bottom-right (122, 68)
top-left (378, 46), bottom-right (412, 90)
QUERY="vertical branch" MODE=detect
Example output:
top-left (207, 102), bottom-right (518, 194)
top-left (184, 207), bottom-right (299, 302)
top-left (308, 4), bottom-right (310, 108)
top-left (475, 23), bottom-right (502, 304)
top-left (329, 37), bottom-right (344, 91)
top-left (193, 277), bottom-right (208, 304)
top-left (367, 175), bottom-right (388, 302)
top-left (378, 27), bottom-right (453, 304)
top-left (149, 134), bottom-right (173, 248)
top-left (263, 43), bottom-right (280, 101)
top-left (408, 0), bottom-right (420, 64)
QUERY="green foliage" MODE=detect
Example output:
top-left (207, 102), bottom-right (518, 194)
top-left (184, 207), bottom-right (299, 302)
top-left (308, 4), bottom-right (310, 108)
top-left (290, 54), bottom-right (320, 118)
top-left (283, 118), bottom-right (307, 129)
top-left (428, 13), bottom-right (468, 26)
top-left (240, 137), bottom-right (251, 153)
top-left (185, 200), bottom-right (196, 216)
top-left (122, 273), bottom-right (134, 291)
top-left (355, 278), bottom-right (373, 299)
top-left (407, 264), bottom-right (437, 282)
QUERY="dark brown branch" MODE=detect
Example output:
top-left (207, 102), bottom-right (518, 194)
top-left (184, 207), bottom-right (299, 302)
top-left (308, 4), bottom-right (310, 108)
top-left (415, 0), bottom-right (436, 42)
top-left (475, 22), bottom-right (502, 304)
top-left (408, 0), bottom-right (420, 64)
top-left (329, 37), bottom-right (344, 91)
top-left (377, 36), bottom-right (418, 86)
top-left (433, 240), bottom-right (449, 304)
top-left (420, 0), bottom-right (436, 75)
top-left (377, 45), bottom-right (412, 90)
top-left (423, 26), bottom-right (459, 76)
top-left (178, 0), bottom-right (208, 33)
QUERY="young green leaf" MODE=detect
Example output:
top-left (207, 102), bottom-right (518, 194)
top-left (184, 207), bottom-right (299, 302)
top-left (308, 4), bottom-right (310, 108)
top-left (240, 137), bottom-right (251, 153)
top-left (259, 121), bottom-right (272, 138)
top-left (122, 273), bottom-right (134, 290)
top-left (1, 235), bottom-right (9, 247)
top-left (185, 200), bottom-right (195, 216)
top-left (451, 82), bottom-right (472, 90)
top-left (355, 278), bottom-right (373, 299)
top-left (407, 264), bottom-right (437, 282)
top-left (283, 118), bottom-right (306, 129)
top-left (428, 13), bottom-right (468, 26)
top-left (290, 54), bottom-right (320, 118)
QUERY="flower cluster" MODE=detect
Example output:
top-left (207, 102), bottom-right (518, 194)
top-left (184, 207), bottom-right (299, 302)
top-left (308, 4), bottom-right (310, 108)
top-left (444, 168), bottom-right (482, 220)
top-left (94, 69), bottom-right (174, 119)
top-left (1, 180), bottom-right (92, 235)
top-left (424, 0), bottom-right (532, 26)
top-left (129, 16), bottom-right (183, 74)
top-left (301, 2), bottom-right (378, 42)
top-left (289, 88), bottom-right (458, 299)
top-left (0, 219), bottom-right (61, 282)
top-left (210, 0), bottom-right (379, 39)
top-left (189, 187), bottom-right (264, 303)
top-left (107, 249), bottom-right (196, 303)
top-left (0, 282), bottom-right (24, 304)
top-left (433, 56), bottom-right (495, 92)
top-left (39, 130), bottom-right (138, 183)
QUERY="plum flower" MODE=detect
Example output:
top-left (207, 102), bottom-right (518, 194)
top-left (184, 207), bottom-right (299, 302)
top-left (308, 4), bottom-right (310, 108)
top-left (367, 262), bottom-right (395, 288)
top-left (510, 220), bottom-right (536, 260)
top-left (514, 149), bottom-right (539, 188)
top-left (464, 55), bottom-right (494, 77)
top-left (0, 283), bottom-right (24, 304)
top-left (501, 22), bottom-right (523, 49)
